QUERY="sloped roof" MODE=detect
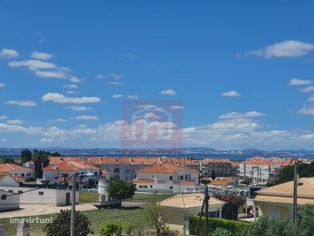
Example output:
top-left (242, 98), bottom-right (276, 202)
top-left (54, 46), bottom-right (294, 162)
top-left (0, 163), bottom-right (32, 172)
top-left (254, 177), bottom-right (314, 205)
top-left (160, 193), bottom-right (225, 209)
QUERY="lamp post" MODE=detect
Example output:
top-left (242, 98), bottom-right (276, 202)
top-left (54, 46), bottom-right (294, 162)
top-left (70, 173), bottom-right (77, 236)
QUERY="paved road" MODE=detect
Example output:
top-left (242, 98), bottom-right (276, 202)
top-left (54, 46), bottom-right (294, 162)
top-left (0, 200), bottom-right (147, 219)
top-left (0, 203), bottom-right (96, 219)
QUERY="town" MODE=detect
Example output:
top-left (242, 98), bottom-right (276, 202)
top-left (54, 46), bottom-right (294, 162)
top-left (0, 151), bottom-right (313, 235)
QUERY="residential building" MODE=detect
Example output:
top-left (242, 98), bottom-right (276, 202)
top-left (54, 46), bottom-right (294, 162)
top-left (133, 163), bottom-right (200, 193)
top-left (0, 172), bottom-right (20, 187)
top-left (253, 177), bottom-right (314, 219)
top-left (160, 193), bottom-right (225, 234)
top-left (238, 157), bottom-right (298, 185)
top-left (0, 186), bottom-right (78, 206)
top-left (0, 163), bottom-right (33, 181)
top-left (200, 158), bottom-right (237, 177)
top-left (43, 159), bottom-right (100, 185)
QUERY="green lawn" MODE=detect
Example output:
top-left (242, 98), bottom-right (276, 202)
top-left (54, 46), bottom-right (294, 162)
top-left (1, 192), bottom-right (173, 235)
top-left (0, 208), bottom-right (146, 236)
top-left (79, 191), bottom-right (173, 203)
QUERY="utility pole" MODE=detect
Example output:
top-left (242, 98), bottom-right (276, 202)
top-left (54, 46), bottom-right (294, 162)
top-left (70, 174), bottom-right (77, 236)
top-left (204, 185), bottom-right (209, 236)
top-left (293, 161), bottom-right (298, 225)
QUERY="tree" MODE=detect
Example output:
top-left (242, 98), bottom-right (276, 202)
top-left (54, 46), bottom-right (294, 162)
top-left (45, 209), bottom-right (92, 236)
top-left (21, 149), bottom-right (32, 164)
top-left (32, 149), bottom-right (50, 179)
top-left (211, 171), bottom-right (216, 180)
top-left (214, 194), bottom-right (245, 220)
top-left (108, 178), bottom-right (136, 200)
top-left (0, 157), bottom-right (16, 164)
top-left (145, 200), bottom-right (170, 236)
top-left (52, 152), bottom-right (61, 157)
top-left (273, 162), bottom-right (314, 185)
top-left (100, 222), bottom-right (123, 236)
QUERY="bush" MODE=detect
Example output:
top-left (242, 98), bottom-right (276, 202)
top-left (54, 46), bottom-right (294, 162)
top-left (100, 222), bottom-right (136, 236)
top-left (189, 216), bottom-right (249, 236)
top-left (45, 209), bottom-right (91, 236)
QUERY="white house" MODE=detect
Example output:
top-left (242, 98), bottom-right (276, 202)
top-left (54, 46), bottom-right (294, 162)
top-left (43, 160), bottom-right (100, 184)
top-left (0, 186), bottom-right (79, 206)
top-left (0, 163), bottom-right (33, 181)
top-left (133, 163), bottom-right (200, 193)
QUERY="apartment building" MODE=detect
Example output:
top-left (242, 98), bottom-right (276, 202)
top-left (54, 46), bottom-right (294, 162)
top-left (238, 157), bottom-right (297, 185)
top-left (200, 158), bottom-right (237, 177)
top-left (133, 163), bottom-right (200, 193)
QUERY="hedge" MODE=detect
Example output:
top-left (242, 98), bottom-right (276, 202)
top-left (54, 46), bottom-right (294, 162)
top-left (189, 216), bottom-right (250, 236)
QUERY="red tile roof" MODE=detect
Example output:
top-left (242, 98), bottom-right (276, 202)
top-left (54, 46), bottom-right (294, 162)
top-left (242, 157), bottom-right (298, 166)
top-left (138, 163), bottom-right (197, 174)
top-left (0, 163), bottom-right (32, 172)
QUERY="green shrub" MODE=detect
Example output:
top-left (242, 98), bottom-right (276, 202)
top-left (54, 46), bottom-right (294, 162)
top-left (100, 222), bottom-right (137, 236)
top-left (189, 216), bottom-right (249, 236)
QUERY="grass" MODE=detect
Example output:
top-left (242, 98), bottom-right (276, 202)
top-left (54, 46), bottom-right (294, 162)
top-left (0, 208), bottom-right (146, 236)
top-left (79, 191), bottom-right (173, 203)
top-left (1, 192), bottom-right (173, 235)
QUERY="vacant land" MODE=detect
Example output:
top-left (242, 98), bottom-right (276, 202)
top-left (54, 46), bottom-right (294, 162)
top-left (1, 192), bottom-right (173, 236)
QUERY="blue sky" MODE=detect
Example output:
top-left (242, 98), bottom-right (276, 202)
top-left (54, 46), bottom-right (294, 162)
top-left (1, 0), bottom-right (314, 149)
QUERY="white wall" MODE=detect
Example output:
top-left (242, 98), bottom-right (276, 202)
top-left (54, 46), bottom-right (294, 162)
top-left (0, 175), bottom-right (19, 187)
top-left (0, 190), bottom-right (20, 212)
top-left (0, 187), bottom-right (79, 206)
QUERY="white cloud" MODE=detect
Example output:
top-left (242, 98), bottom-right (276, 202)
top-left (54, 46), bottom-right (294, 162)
top-left (112, 94), bottom-right (124, 99)
top-left (108, 81), bottom-right (123, 86)
top-left (298, 106), bottom-right (314, 115)
top-left (111, 74), bottom-right (124, 80)
top-left (66, 106), bottom-right (92, 111)
top-left (65, 84), bottom-right (78, 89)
top-left (52, 118), bottom-right (67, 123)
top-left (289, 78), bottom-right (312, 86)
top-left (0, 49), bottom-right (18, 58)
top-left (299, 86), bottom-right (314, 93)
top-left (34, 70), bottom-right (67, 79)
top-left (170, 105), bottom-right (185, 110)
top-left (42, 92), bottom-right (101, 104)
top-left (5, 100), bottom-right (37, 107)
top-left (6, 119), bottom-right (23, 125)
top-left (72, 115), bottom-right (98, 121)
top-left (160, 89), bottom-right (176, 96)
top-left (8, 59), bottom-right (56, 71)
top-left (66, 90), bottom-right (76, 94)
top-left (242, 40), bottom-right (314, 58)
top-left (40, 138), bottom-right (53, 143)
top-left (0, 116), bottom-right (6, 120)
top-left (96, 74), bottom-right (104, 79)
top-left (8, 58), bottom-right (81, 83)
top-left (0, 83), bottom-right (6, 88)
top-left (31, 51), bottom-right (52, 60)
top-left (219, 111), bottom-right (265, 119)
top-left (221, 90), bottom-right (240, 97)
top-left (127, 95), bottom-right (138, 100)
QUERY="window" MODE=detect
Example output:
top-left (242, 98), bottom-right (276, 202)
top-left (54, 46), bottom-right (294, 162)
top-left (38, 191), bottom-right (44, 195)
top-left (180, 175), bottom-right (183, 180)
top-left (185, 175), bottom-right (188, 179)
top-left (18, 190), bottom-right (23, 194)
top-left (1, 194), bottom-right (6, 200)
top-left (150, 185), bottom-right (153, 188)
top-left (21, 173), bottom-right (24, 177)
top-left (8, 190), bottom-right (13, 193)
top-left (169, 176), bottom-right (173, 180)
top-left (169, 186), bottom-right (173, 189)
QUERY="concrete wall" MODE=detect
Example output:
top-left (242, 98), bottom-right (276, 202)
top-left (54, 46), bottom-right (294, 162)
top-left (0, 187), bottom-right (79, 206)
top-left (0, 190), bottom-right (20, 212)
top-left (257, 202), bottom-right (290, 219)
top-left (0, 175), bottom-right (19, 187)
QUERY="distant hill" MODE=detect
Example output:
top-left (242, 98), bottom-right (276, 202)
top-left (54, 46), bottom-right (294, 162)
top-left (1, 147), bottom-right (314, 160)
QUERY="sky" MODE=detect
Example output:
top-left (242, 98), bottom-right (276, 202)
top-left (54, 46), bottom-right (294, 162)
top-left (0, 0), bottom-right (314, 150)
